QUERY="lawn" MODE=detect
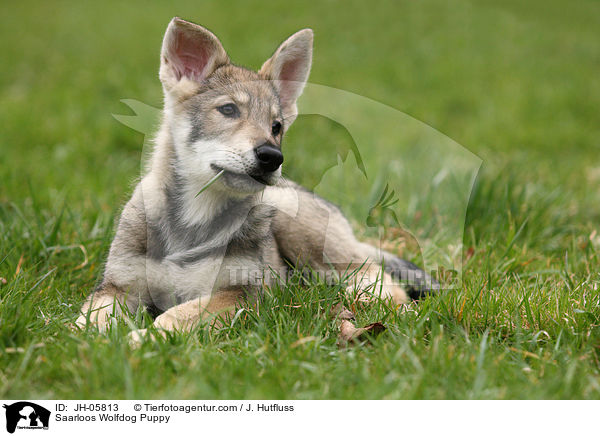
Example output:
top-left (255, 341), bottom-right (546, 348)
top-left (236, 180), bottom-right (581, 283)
top-left (1, 0), bottom-right (599, 399)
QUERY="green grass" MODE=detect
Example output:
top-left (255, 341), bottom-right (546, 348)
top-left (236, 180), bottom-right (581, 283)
top-left (1, 0), bottom-right (599, 399)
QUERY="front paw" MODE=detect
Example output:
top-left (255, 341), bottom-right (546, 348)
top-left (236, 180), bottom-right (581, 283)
top-left (127, 329), bottom-right (149, 347)
top-left (73, 314), bottom-right (88, 331)
top-left (73, 313), bottom-right (114, 332)
top-left (127, 328), bottom-right (167, 347)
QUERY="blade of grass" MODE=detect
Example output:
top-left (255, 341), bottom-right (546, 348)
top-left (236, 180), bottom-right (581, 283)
top-left (195, 170), bottom-right (225, 197)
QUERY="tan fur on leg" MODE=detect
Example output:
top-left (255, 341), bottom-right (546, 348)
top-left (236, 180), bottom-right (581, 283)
top-left (128, 288), bottom-right (247, 345)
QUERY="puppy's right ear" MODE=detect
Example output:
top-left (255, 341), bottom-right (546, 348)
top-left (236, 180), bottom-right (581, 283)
top-left (159, 18), bottom-right (229, 93)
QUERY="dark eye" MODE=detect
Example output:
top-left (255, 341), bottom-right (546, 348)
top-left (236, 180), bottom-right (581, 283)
top-left (217, 103), bottom-right (240, 118)
top-left (271, 120), bottom-right (282, 136)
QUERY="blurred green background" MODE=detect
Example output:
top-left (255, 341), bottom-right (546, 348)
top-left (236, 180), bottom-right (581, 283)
top-left (1, 0), bottom-right (599, 399)
top-left (2, 0), bottom-right (598, 205)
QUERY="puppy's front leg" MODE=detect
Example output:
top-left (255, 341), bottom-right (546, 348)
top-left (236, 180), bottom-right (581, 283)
top-left (271, 184), bottom-right (411, 304)
top-left (128, 288), bottom-right (246, 344)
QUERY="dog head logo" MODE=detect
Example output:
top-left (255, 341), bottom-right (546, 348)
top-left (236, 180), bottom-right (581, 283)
top-left (2, 402), bottom-right (50, 433)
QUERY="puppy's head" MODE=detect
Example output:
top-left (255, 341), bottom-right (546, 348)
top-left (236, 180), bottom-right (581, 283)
top-left (159, 18), bottom-right (312, 195)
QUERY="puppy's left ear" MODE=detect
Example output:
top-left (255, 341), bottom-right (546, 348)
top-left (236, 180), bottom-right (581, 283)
top-left (260, 29), bottom-right (313, 127)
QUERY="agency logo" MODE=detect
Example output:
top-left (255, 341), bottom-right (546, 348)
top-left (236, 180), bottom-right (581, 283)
top-left (2, 402), bottom-right (50, 434)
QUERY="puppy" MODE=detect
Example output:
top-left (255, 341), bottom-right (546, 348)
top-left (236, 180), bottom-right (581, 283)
top-left (76, 18), bottom-right (437, 340)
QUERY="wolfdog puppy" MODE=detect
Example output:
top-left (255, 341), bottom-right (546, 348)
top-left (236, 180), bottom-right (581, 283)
top-left (76, 17), bottom-right (437, 341)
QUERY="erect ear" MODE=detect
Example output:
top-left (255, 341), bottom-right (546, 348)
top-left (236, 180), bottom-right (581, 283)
top-left (259, 29), bottom-right (313, 127)
top-left (159, 18), bottom-right (229, 93)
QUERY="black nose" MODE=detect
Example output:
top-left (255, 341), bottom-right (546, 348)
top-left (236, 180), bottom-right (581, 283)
top-left (254, 143), bottom-right (283, 172)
